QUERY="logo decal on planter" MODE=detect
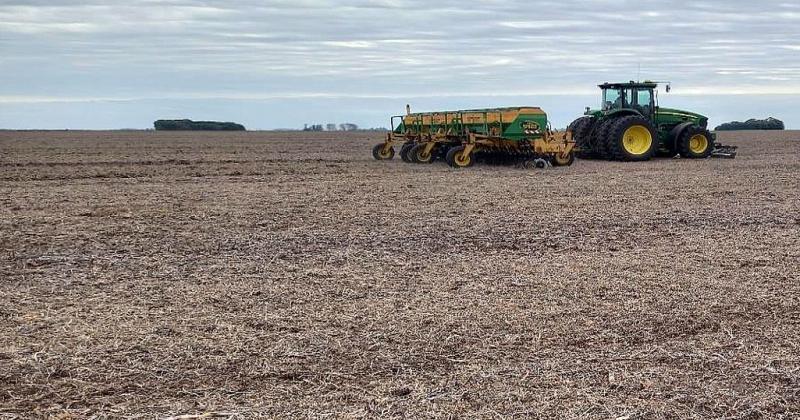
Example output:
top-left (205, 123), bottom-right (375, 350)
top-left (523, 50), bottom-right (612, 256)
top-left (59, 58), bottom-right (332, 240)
top-left (521, 120), bottom-right (541, 135)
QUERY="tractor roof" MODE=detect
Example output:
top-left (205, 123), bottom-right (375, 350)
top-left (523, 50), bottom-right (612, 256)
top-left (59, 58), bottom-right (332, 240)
top-left (599, 81), bottom-right (658, 89)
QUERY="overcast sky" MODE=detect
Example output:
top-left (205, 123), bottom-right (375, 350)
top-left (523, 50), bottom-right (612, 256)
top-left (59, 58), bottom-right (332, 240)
top-left (1, 0), bottom-right (799, 129)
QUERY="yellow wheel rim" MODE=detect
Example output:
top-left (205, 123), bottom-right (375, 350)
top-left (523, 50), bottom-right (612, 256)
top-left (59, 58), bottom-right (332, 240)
top-left (689, 134), bottom-right (709, 154)
top-left (455, 152), bottom-right (471, 166)
top-left (379, 148), bottom-right (392, 158)
top-left (553, 152), bottom-right (571, 166)
top-left (622, 125), bottom-right (653, 155)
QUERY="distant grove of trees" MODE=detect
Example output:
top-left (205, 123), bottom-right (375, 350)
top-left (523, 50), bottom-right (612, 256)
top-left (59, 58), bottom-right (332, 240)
top-left (304, 124), bottom-right (324, 131)
top-left (154, 119), bottom-right (246, 131)
top-left (304, 123), bottom-right (379, 131)
top-left (151, 119), bottom-right (387, 131)
top-left (715, 117), bottom-right (784, 131)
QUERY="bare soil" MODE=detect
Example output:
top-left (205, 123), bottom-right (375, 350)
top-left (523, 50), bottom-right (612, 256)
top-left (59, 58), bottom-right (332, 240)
top-left (1, 130), bottom-right (799, 419)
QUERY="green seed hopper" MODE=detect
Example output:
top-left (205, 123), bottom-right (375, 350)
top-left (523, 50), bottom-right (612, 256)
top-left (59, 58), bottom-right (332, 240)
top-left (372, 105), bottom-right (575, 168)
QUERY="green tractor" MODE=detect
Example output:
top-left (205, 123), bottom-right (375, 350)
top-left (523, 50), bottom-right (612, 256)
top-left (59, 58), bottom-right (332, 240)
top-left (569, 81), bottom-right (724, 161)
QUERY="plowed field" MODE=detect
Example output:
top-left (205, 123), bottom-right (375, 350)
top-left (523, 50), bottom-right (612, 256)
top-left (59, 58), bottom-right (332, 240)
top-left (1, 130), bottom-right (798, 418)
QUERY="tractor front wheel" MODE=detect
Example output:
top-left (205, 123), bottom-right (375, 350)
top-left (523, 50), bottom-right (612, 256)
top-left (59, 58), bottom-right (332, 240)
top-left (372, 143), bottom-right (394, 160)
top-left (678, 126), bottom-right (714, 158)
top-left (446, 145), bottom-right (474, 168)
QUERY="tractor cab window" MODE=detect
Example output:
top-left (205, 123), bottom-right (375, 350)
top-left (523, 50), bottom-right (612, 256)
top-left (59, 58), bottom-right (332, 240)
top-left (636, 89), bottom-right (654, 115)
top-left (623, 88), bottom-right (635, 108)
top-left (602, 88), bottom-right (623, 110)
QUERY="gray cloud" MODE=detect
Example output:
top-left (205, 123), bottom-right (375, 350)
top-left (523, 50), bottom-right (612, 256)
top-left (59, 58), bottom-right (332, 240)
top-left (1, 0), bottom-right (799, 128)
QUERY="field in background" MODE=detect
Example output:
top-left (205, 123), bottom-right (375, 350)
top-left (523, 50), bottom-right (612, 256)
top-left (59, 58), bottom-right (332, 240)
top-left (1, 130), bottom-right (799, 418)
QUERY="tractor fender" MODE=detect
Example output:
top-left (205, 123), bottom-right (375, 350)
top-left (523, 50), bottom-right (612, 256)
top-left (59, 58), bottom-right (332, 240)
top-left (668, 122), bottom-right (695, 151)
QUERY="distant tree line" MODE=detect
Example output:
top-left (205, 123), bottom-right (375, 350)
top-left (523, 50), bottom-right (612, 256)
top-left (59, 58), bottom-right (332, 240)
top-left (154, 119), bottom-right (246, 131)
top-left (715, 117), bottom-right (784, 131)
top-left (304, 123), bottom-right (362, 131)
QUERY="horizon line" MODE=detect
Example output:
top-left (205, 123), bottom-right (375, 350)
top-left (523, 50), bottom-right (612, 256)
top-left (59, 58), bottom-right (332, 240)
top-left (2, 89), bottom-right (800, 104)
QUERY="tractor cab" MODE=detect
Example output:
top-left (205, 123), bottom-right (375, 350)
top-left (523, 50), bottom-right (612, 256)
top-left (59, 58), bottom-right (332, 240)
top-left (599, 81), bottom-right (657, 121)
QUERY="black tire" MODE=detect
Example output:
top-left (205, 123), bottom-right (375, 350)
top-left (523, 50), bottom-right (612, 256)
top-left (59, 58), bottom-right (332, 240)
top-left (372, 143), bottom-right (394, 160)
top-left (605, 115), bottom-right (658, 161)
top-left (410, 144), bottom-right (434, 164)
top-left (677, 126), bottom-right (714, 159)
top-left (445, 145), bottom-right (474, 168)
top-left (592, 119), bottom-right (616, 159)
top-left (399, 142), bottom-right (415, 162)
top-left (436, 144), bottom-right (454, 161)
top-left (567, 116), bottom-right (597, 159)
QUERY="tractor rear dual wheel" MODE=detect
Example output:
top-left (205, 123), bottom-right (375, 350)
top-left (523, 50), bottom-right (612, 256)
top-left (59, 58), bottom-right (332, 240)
top-left (446, 145), bottom-right (474, 168)
top-left (372, 143), bottom-right (394, 160)
top-left (605, 115), bottom-right (658, 161)
top-left (591, 119), bottom-right (617, 159)
top-left (567, 116), bottom-right (597, 159)
top-left (678, 126), bottom-right (714, 158)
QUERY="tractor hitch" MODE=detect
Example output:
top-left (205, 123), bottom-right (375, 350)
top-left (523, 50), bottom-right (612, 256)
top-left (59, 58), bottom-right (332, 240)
top-left (711, 143), bottom-right (737, 159)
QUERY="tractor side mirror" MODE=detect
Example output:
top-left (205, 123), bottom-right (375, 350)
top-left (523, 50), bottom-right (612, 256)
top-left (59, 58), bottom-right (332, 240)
top-left (666, 84), bottom-right (671, 93)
